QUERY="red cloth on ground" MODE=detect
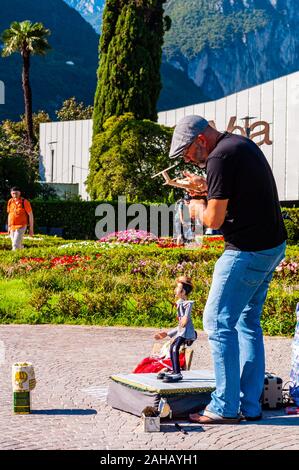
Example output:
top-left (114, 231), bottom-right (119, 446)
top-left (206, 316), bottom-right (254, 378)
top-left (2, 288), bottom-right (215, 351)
top-left (133, 353), bottom-right (186, 373)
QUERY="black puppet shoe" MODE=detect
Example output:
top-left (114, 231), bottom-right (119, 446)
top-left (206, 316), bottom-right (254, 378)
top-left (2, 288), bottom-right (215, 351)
top-left (163, 373), bottom-right (183, 383)
top-left (157, 371), bottom-right (172, 380)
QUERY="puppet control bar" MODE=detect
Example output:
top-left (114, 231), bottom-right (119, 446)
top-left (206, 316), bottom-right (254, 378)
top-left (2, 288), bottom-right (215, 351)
top-left (151, 163), bottom-right (206, 195)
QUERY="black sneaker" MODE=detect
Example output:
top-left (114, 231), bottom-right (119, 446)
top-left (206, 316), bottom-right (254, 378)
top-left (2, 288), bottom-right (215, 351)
top-left (163, 373), bottom-right (183, 383)
top-left (157, 371), bottom-right (173, 380)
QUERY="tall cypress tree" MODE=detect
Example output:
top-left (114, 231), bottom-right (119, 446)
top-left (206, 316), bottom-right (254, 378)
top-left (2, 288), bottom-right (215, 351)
top-left (93, 0), bottom-right (170, 135)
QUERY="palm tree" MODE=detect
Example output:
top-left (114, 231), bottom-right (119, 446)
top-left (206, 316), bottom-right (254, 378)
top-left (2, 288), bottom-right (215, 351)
top-left (1, 21), bottom-right (51, 146)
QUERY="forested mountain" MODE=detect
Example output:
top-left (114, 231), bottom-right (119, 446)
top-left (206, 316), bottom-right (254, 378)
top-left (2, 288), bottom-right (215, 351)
top-left (0, 0), bottom-right (99, 121)
top-left (67, 0), bottom-right (299, 100)
top-left (1, 0), bottom-right (298, 121)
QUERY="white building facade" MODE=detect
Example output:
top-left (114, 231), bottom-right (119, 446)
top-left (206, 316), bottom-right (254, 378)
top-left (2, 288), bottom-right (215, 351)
top-left (39, 71), bottom-right (299, 201)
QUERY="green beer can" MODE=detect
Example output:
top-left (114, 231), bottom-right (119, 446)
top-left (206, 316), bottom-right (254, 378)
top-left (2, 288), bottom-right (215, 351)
top-left (12, 362), bottom-right (36, 414)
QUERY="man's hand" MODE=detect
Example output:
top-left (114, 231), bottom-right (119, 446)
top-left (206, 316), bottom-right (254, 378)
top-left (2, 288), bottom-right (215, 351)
top-left (183, 171), bottom-right (208, 196)
top-left (29, 228), bottom-right (34, 237)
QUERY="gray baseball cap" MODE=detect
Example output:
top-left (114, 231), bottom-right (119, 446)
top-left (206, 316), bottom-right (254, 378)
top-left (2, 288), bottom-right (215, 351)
top-left (169, 115), bottom-right (209, 159)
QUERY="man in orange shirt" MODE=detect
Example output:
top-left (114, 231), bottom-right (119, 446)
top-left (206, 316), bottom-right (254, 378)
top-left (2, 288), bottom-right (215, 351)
top-left (7, 187), bottom-right (34, 250)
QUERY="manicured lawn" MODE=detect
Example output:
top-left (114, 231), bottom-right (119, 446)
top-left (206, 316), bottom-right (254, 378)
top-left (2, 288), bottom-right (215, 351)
top-left (0, 278), bottom-right (32, 322)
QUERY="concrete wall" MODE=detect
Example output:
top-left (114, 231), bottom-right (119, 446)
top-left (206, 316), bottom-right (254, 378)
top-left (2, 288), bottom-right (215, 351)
top-left (39, 119), bottom-right (92, 200)
top-left (39, 71), bottom-right (299, 201)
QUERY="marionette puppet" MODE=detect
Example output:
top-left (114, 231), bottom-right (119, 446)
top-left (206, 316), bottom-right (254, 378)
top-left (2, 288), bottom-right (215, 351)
top-left (154, 276), bottom-right (197, 383)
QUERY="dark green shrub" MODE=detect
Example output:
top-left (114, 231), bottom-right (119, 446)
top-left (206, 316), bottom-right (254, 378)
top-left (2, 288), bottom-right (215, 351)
top-left (56, 293), bottom-right (82, 319)
top-left (283, 209), bottom-right (299, 244)
top-left (261, 287), bottom-right (299, 336)
top-left (29, 288), bottom-right (51, 311)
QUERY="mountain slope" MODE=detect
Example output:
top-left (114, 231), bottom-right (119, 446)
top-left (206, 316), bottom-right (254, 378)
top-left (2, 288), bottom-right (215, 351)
top-left (164, 0), bottom-right (299, 99)
top-left (158, 62), bottom-right (208, 110)
top-left (64, 0), bottom-right (105, 33)
top-left (3, 0), bottom-right (298, 121)
top-left (0, 0), bottom-right (207, 121)
top-left (66, 0), bottom-right (299, 101)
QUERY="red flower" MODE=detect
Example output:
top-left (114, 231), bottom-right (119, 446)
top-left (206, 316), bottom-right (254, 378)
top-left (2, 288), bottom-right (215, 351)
top-left (205, 236), bottom-right (224, 242)
top-left (20, 257), bottom-right (45, 263)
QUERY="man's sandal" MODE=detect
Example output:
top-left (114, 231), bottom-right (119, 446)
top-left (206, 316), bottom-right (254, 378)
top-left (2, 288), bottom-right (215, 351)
top-left (240, 414), bottom-right (263, 421)
top-left (189, 409), bottom-right (241, 425)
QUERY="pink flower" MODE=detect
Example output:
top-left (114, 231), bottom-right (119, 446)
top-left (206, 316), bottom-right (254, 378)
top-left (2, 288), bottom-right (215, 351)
top-left (98, 229), bottom-right (157, 245)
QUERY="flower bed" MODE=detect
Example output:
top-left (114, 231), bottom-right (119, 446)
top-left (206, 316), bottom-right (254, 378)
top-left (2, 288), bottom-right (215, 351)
top-left (99, 229), bottom-right (157, 245)
top-left (98, 231), bottom-right (225, 251)
top-left (19, 254), bottom-right (96, 272)
top-left (0, 237), bottom-right (298, 335)
top-left (156, 239), bottom-right (183, 249)
top-left (276, 260), bottom-right (298, 276)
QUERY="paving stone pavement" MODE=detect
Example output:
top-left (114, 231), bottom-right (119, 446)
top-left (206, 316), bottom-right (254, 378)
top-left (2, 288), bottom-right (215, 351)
top-left (0, 325), bottom-right (298, 450)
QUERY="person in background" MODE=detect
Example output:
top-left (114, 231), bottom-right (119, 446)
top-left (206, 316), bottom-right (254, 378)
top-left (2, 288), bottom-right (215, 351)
top-left (7, 187), bottom-right (34, 250)
top-left (174, 194), bottom-right (192, 245)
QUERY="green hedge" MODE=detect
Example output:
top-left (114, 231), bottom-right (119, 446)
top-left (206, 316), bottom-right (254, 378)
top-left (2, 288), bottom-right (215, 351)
top-left (282, 208), bottom-right (299, 244)
top-left (0, 200), bottom-right (102, 240)
top-left (0, 200), bottom-right (175, 240)
top-left (1, 200), bottom-right (298, 242)
top-left (0, 242), bottom-right (298, 336)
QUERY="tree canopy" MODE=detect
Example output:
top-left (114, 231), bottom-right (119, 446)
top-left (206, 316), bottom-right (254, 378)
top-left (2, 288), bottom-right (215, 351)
top-left (87, 113), bottom-right (173, 202)
top-left (93, 0), bottom-right (170, 134)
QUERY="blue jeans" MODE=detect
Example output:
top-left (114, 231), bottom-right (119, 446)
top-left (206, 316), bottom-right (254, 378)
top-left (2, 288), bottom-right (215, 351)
top-left (203, 241), bottom-right (286, 418)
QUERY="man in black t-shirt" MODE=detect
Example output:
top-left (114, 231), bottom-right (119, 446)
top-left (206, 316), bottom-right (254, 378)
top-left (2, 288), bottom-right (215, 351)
top-left (168, 115), bottom-right (287, 425)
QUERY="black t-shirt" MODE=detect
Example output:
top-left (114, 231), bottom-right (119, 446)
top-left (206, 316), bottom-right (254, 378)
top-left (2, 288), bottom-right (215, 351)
top-left (206, 132), bottom-right (287, 251)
